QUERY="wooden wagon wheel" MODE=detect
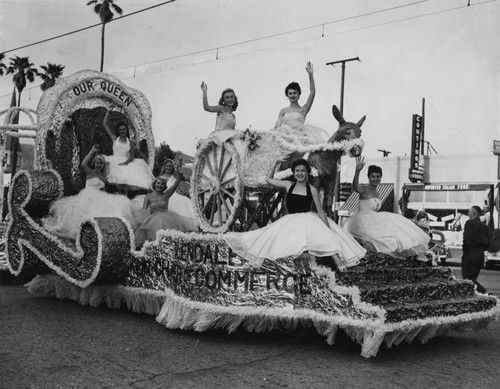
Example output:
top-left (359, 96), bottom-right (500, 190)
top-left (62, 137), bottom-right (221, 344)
top-left (192, 139), bottom-right (243, 233)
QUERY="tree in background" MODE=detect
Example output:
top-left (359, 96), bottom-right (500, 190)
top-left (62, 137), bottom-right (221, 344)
top-left (7, 56), bottom-right (39, 106)
top-left (153, 142), bottom-right (176, 176)
top-left (6, 55), bottom-right (39, 176)
top-left (39, 63), bottom-right (65, 91)
top-left (86, 0), bottom-right (123, 72)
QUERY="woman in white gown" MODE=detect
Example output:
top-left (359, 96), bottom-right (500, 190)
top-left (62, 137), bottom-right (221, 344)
top-left (272, 62), bottom-right (329, 145)
top-left (134, 174), bottom-right (197, 247)
top-left (43, 145), bottom-right (133, 240)
top-left (103, 110), bottom-right (154, 193)
top-left (200, 82), bottom-right (240, 145)
top-left (158, 159), bottom-right (198, 229)
top-left (345, 157), bottom-right (430, 259)
top-left (224, 158), bottom-right (366, 268)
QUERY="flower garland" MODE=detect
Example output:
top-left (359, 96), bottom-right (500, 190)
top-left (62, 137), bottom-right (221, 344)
top-left (271, 131), bottom-right (365, 157)
top-left (239, 128), bottom-right (262, 151)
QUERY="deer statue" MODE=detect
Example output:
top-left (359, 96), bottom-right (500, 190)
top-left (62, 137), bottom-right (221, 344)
top-left (308, 105), bottom-right (365, 218)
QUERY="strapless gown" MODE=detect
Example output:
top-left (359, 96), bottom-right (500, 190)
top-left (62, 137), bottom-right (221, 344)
top-left (106, 137), bottom-right (154, 190)
top-left (345, 198), bottom-right (430, 258)
top-left (208, 112), bottom-right (241, 145)
top-left (272, 111), bottom-right (329, 145)
top-left (134, 200), bottom-right (198, 247)
top-left (42, 176), bottom-right (133, 240)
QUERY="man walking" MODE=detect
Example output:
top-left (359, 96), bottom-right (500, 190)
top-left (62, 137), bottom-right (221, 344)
top-left (462, 205), bottom-right (490, 294)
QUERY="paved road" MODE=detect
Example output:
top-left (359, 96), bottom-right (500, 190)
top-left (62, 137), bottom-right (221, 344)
top-left (1, 271), bottom-right (499, 389)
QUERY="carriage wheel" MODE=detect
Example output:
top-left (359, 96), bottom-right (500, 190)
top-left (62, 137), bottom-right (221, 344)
top-left (192, 139), bottom-right (243, 233)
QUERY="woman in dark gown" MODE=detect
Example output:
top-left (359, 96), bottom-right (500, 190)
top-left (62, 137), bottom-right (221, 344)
top-left (224, 158), bottom-right (366, 268)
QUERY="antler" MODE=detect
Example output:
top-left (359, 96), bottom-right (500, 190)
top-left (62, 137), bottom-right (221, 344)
top-left (332, 105), bottom-right (346, 126)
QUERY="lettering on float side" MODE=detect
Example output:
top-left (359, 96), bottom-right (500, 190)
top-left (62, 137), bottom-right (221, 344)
top-left (127, 236), bottom-right (311, 294)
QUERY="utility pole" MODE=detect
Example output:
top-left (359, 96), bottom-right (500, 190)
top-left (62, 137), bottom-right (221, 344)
top-left (326, 56), bottom-right (360, 222)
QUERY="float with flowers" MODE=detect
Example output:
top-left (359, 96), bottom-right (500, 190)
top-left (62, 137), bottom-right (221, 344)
top-left (3, 70), bottom-right (498, 358)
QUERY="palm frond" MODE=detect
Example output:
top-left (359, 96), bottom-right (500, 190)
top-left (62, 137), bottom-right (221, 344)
top-left (111, 3), bottom-right (123, 15)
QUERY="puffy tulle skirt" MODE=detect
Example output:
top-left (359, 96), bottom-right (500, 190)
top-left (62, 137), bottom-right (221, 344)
top-left (130, 193), bottom-right (198, 231)
top-left (105, 156), bottom-right (154, 190)
top-left (134, 209), bottom-right (197, 247)
top-left (224, 212), bottom-right (366, 267)
top-left (345, 210), bottom-right (430, 257)
top-left (208, 129), bottom-right (242, 145)
top-left (42, 187), bottom-right (133, 239)
top-left (169, 193), bottom-right (197, 222)
top-left (273, 124), bottom-right (329, 145)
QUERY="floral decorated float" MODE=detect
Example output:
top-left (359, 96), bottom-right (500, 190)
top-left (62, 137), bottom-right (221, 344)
top-left (4, 70), bottom-right (499, 358)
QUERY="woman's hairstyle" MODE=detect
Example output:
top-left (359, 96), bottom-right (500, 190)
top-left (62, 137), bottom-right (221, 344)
top-left (291, 158), bottom-right (311, 174)
top-left (152, 176), bottom-right (167, 189)
top-left (367, 165), bottom-right (382, 176)
top-left (285, 82), bottom-right (301, 96)
top-left (161, 159), bottom-right (175, 175)
top-left (415, 210), bottom-right (428, 221)
top-left (92, 154), bottom-right (106, 170)
top-left (218, 88), bottom-right (238, 111)
top-left (115, 121), bottom-right (129, 136)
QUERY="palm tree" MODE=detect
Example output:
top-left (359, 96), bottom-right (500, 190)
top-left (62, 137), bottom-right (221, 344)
top-left (6, 56), bottom-right (39, 106)
top-left (6, 56), bottom-right (38, 175)
top-left (87, 0), bottom-right (123, 72)
top-left (39, 63), bottom-right (65, 91)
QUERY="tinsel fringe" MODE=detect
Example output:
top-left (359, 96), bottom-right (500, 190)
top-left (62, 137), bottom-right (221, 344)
top-left (27, 273), bottom-right (500, 359)
top-left (343, 306), bottom-right (500, 357)
top-left (27, 274), bottom-right (166, 316)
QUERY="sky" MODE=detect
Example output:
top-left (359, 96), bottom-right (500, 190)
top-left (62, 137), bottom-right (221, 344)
top-left (0, 0), bottom-right (499, 158)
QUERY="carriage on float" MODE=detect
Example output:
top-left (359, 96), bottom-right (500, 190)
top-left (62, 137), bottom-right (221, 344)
top-left (191, 132), bottom-right (290, 234)
top-left (191, 120), bottom-right (365, 234)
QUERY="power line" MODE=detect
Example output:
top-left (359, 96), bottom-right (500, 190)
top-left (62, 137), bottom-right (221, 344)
top-left (0, 0), bottom-right (177, 55)
top-left (0, 0), bottom-right (495, 106)
top-left (105, 0), bottom-right (496, 78)
top-left (110, 0), bottom-right (432, 72)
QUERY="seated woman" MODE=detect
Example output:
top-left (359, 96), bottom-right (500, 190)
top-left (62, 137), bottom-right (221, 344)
top-left (413, 210), bottom-right (432, 236)
top-left (158, 158), bottom-right (198, 228)
top-left (103, 110), bottom-right (154, 195)
top-left (224, 158), bottom-right (366, 269)
top-left (272, 62), bottom-right (329, 145)
top-left (134, 173), bottom-right (197, 247)
top-left (43, 145), bottom-right (133, 240)
top-left (201, 82), bottom-right (240, 145)
top-left (345, 157), bottom-right (430, 260)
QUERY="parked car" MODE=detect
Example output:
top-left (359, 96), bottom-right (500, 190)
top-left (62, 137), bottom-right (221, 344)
top-left (485, 228), bottom-right (500, 269)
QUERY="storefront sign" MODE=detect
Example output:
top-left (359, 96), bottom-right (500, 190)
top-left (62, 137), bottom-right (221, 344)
top-left (423, 184), bottom-right (472, 190)
top-left (408, 168), bottom-right (424, 183)
top-left (408, 114), bottom-right (424, 183)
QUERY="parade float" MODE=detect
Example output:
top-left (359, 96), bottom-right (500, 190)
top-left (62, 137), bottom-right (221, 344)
top-left (3, 70), bottom-right (498, 358)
